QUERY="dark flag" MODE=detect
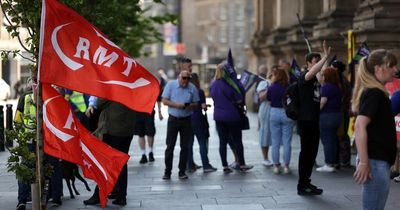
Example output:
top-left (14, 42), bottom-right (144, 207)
top-left (240, 70), bottom-right (262, 93)
top-left (352, 42), bottom-right (370, 64)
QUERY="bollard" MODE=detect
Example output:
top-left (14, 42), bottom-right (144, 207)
top-left (0, 105), bottom-right (4, 151)
top-left (5, 104), bottom-right (13, 148)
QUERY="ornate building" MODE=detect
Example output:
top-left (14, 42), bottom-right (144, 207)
top-left (181, 0), bottom-right (255, 69)
top-left (247, 0), bottom-right (400, 72)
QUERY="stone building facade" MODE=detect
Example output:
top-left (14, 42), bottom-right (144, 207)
top-left (247, 0), bottom-right (400, 73)
top-left (181, 0), bottom-right (255, 70)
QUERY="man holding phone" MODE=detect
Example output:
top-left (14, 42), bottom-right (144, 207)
top-left (161, 70), bottom-right (199, 180)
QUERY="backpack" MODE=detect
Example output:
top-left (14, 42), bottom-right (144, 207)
top-left (282, 82), bottom-right (300, 120)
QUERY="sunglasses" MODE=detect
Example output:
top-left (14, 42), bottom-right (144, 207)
top-left (181, 76), bottom-right (191, 80)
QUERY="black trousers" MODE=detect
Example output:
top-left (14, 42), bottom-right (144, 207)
top-left (102, 134), bottom-right (132, 198)
top-left (164, 116), bottom-right (192, 175)
top-left (297, 120), bottom-right (320, 187)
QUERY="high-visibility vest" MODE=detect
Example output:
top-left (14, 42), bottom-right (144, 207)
top-left (68, 91), bottom-right (87, 113)
top-left (23, 93), bottom-right (36, 129)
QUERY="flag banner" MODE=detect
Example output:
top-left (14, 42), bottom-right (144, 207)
top-left (39, 0), bottom-right (159, 114)
top-left (352, 41), bottom-right (370, 64)
top-left (42, 83), bottom-right (129, 208)
top-left (223, 49), bottom-right (245, 97)
top-left (347, 30), bottom-right (355, 64)
top-left (290, 58), bottom-right (302, 81)
top-left (240, 70), bottom-right (262, 93)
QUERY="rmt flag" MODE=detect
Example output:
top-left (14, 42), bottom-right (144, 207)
top-left (39, 0), bottom-right (159, 113)
top-left (42, 83), bottom-right (129, 208)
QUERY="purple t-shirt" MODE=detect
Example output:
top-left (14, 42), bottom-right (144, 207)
top-left (267, 83), bottom-right (286, 108)
top-left (191, 88), bottom-right (206, 123)
top-left (210, 79), bottom-right (242, 122)
top-left (320, 83), bottom-right (342, 113)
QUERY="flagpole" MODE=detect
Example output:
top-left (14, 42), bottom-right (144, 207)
top-left (35, 80), bottom-right (46, 210)
top-left (296, 13), bottom-right (312, 53)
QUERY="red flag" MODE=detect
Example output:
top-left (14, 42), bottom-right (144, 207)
top-left (42, 84), bottom-right (129, 207)
top-left (39, 0), bottom-right (159, 114)
top-left (42, 84), bottom-right (83, 165)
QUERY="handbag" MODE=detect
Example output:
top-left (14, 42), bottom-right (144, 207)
top-left (240, 112), bottom-right (250, 130)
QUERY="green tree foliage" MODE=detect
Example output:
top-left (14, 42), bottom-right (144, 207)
top-left (0, 0), bottom-right (177, 76)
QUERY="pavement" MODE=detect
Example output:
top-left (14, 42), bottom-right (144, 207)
top-left (0, 98), bottom-right (400, 210)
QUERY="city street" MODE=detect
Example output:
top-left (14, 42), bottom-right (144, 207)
top-left (0, 99), bottom-right (399, 210)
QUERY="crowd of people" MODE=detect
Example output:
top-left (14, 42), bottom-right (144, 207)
top-left (13, 42), bottom-right (400, 210)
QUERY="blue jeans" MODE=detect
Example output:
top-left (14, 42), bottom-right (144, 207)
top-left (319, 112), bottom-right (341, 165)
top-left (18, 143), bottom-right (36, 204)
top-left (362, 159), bottom-right (391, 210)
top-left (187, 122), bottom-right (212, 169)
top-left (270, 108), bottom-right (294, 165)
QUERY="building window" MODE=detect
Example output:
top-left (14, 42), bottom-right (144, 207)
top-left (219, 3), bottom-right (227, 20)
top-left (236, 2), bottom-right (244, 21)
top-left (219, 24), bottom-right (227, 43)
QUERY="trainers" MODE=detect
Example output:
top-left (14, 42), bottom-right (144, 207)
top-left (263, 159), bottom-right (273, 167)
top-left (273, 166), bottom-right (281, 174)
top-left (193, 163), bottom-right (202, 169)
top-left (203, 166), bottom-right (217, 173)
top-left (316, 164), bottom-right (335, 172)
top-left (139, 155), bottom-right (148, 164)
top-left (178, 173), bottom-right (188, 180)
top-left (223, 167), bottom-right (233, 173)
top-left (297, 184), bottom-right (323, 196)
top-left (149, 152), bottom-right (155, 162)
top-left (240, 165), bottom-right (253, 172)
top-left (394, 175), bottom-right (400, 183)
top-left (162, 173), bottom-right (171, 180)
top-left (229, 162), bottom-right (240, 170)
top-left (16, 203), bottom-right (26, 210)
top-left (282, 166), bottom-right (291, 174)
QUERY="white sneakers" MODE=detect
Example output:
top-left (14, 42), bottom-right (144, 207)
top-left (316, 164), bottom-right (336, 172)
top-left (273, 165), bottom-right (291, 174)
top-left (263, 159), bottom-right (273, 167)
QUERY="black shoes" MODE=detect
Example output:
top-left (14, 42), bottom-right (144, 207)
top-left (83, 196), bottom-right (100, 205)
top-left (178, 173), bottom-right (188, 180)
top-left (139, 155), bottom-right (148, 164)
top-left (108, 193), bottom-right (117, 199)
top-left (162, 173), bottom-right (171, 180)
top-left (297, 183), bottom-right (323, 196)
top-left (112, 197), bottom-right (127, 206)
top-left (149, 152), bottom-right (155, 162)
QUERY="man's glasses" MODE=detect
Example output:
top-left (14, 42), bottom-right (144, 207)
top-left (181, 76), bottom-right (191, 80)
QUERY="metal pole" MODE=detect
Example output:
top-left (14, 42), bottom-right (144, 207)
top-left (0, 105), bottom-right (4, 151)
top-left (296, 13), bottom-right (312, 53)
top-left (5, 104), bottom-right (13, 147)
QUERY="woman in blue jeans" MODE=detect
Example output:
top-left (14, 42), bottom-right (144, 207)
top-left (317, 67), bottom-right (342, 172)
top-left (352, 49), bottom-right (398, 210)
top-left (267, 68), bottom-right (294, 174)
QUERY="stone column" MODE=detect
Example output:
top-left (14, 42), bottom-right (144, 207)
top-left (312, 0), bottom-right (358, 62)
top-left (352, 0), bottom-right (400, 57)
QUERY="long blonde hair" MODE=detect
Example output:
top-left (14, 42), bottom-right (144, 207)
top-left (351, 49), bottom-right (398, 114)
top-left (214, 63), bottom-right (225, 80)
